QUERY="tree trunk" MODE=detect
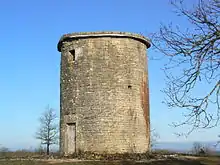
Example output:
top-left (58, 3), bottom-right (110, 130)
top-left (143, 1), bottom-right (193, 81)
top-left (47, 143), bottom-right (49, 155)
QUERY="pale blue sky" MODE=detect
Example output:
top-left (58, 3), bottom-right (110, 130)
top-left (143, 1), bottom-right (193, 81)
top-left (0, 0), bottom-right (218, 150)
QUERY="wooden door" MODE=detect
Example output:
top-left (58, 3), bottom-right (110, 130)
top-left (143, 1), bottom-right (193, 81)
top-left (66, 123), bottom-right (76, 153)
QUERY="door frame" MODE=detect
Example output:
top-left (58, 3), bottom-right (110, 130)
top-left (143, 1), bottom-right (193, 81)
top-left (66, 122), bottom-right (76, 153)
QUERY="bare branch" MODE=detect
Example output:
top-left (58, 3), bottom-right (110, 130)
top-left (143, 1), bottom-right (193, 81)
top-left (150, 0), bottom-right (220, 134)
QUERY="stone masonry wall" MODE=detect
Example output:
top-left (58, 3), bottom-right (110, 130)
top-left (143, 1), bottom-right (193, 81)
top-left (58, 32), bottom-right (150, 155)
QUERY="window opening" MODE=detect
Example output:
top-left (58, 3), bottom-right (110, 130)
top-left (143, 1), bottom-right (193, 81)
top-left (69, 49), bottom-right (75, 61)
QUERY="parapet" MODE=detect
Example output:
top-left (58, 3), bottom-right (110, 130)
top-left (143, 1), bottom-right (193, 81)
top-left (57, 31), bottom-right (151, 52)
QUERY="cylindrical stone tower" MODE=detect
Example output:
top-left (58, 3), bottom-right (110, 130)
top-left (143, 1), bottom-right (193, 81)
top-left (57, 31), bottom-right (151, 155)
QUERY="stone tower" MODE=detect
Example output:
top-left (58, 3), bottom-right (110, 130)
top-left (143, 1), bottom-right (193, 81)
top-left (57, 31), bottom-right (151, 155)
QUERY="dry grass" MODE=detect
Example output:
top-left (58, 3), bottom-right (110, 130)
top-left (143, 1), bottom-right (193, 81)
top-left (0, 150), bottom-right (220, 165)
top-left (0, 156), bottom-right (220, 165)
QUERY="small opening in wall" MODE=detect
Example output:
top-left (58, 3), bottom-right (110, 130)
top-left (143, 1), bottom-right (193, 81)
top-left (69, 49), bottom-right (75, 61)
top-left (128, 85), bottom-right (132, 89)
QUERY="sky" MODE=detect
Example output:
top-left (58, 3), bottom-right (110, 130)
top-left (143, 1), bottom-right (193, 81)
top-left (0, 0), bottom-right (219, 150)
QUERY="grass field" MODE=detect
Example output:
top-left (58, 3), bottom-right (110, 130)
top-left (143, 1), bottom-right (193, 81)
top-left (0, 151), bottom-right (220, 165)
top-left (0, 157), bottom-right (220, 165)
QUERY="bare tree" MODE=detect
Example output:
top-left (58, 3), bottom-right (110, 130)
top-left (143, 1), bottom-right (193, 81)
top-left (0, 146), bottom-right (9, 152)
top-left (35, 106), bottom-right (59, 155)
top-left (150, 129), bottom-right (160, 149)
top-left (191, 142), bottom-right (203, 154)
top-left (191, 142), bottom-right (213, 155)
top-left (150, 0), bottom-right (220, 134)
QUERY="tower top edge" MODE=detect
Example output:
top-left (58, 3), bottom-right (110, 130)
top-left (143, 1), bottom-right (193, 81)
top-left (57, 31), bottom-right (151, 52)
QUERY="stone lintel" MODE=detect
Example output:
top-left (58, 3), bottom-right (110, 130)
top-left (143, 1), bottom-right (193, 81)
top-left (63, 114), bottom-right (77, 124)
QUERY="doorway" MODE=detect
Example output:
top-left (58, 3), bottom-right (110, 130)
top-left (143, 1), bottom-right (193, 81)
top-left (66, 123), bottom-right (76, 153)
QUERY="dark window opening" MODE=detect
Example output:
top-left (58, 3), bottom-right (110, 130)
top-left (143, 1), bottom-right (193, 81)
top-left (69, 49), bottom-right (75, 61)
top-left (128, 85), bottom-right (132, 89)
